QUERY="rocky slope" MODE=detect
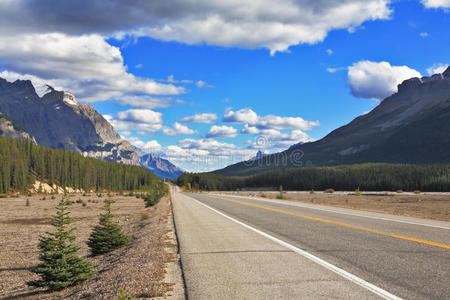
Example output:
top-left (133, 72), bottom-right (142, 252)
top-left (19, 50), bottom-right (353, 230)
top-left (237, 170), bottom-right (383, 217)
top-left (0, 78), bottom-right (138, 164)
top-left (139, 153), bottom-right (184, 179)
top-left (216, 66), bottom-right (450, 176)
top-left (0, 112), bottom-right (36, 143)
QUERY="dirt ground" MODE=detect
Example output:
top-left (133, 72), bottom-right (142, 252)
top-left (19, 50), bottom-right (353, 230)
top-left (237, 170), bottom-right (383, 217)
top-left (0, 192), bottom-right (182, 299)
top-left (219, 191), bottom-right (450, 222)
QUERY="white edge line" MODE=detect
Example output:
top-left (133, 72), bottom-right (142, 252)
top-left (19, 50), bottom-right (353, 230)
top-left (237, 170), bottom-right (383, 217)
top-left (210, 193), bottom-right (450, 230)
top-left (187, 195), bottom-right (402, 300)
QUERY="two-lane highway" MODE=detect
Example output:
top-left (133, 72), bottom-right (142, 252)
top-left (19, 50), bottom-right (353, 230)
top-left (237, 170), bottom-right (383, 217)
top-left (173, 190), bottom-right (450, 299)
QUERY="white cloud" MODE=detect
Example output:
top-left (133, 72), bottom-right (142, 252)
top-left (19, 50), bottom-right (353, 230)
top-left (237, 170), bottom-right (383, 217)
top-left (163, 122), bottom-right (195, 135)
top-left (241, 124), bottom-right (260, 134)
top-left (426, 63), bottom-right (449, 75)
top-left (223, 108), bottom-right (319, 131)
top-left (0, 33), bottom-right (184, 103)
top-left (421, 0), bottom-right (450, 9)
top-left (245, 129), bottom-right (314, 150)
top-left (326, 49), bottom-right (334, 55)
top-left (179, 113), bottom-right (218, 124)
top-left (419, 32), bottom-right (430, 38)
top-left (120, 0), bottom-right (392, 55)
top-left (127, 137), bottom-right (162, 151)
top-left (178, 138), bottom-right (235, 151)
top-left (206, 125), bottom-right (238, 138)
top-left (106, 109), bottom-right (164, 133)
top-left (117, 109), bottom-right (162, 124)
top-left (347, 60), bottom-right (421, 100)
top-left (0, 1), bottom-right (392, 55)
top-left (326, 67), bottom-right (346, 73)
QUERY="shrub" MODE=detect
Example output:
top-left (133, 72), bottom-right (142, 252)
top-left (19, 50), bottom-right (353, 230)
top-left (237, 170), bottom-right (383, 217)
top-left (396, 189), bottom-right (404, 194)
top-left (259, 193), bottom-right (266, 198)
top-left (88, 199), bottom-right (130, 256)
top-left (310, 190), bottom-right (315, 194)
top-left (26, 198), bottom-right (30, 206)
top-left (413, 190), bottom-right (421, 194)
top-left (82, 202), bottom-right (87, 207)
top-left (27, 199), bottom-right (95, 290)
top-left (276, 185), bottom-right (284, 199)
top-left (355, 187), bottom-right (361, 196)
top-left (118, 288), bottom-right (133, 300)
top-left (324, 188), bottom-right (335, 193)
top-left (140, 211), bottom-right (150, 220)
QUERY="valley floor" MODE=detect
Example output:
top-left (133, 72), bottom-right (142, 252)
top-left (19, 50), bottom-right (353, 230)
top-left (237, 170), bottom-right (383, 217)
top-left (215, 191), bottom-right (450, 222)
top-left (0, 192), bottom-right (184, 299)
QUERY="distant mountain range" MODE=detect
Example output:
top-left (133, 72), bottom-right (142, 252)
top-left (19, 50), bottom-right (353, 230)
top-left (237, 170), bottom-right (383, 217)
top-left (139, 153), bottom-right (184, 180)
top-left (216, 66), bottom-right (450, 176)
top-left (0, 77), bottom-right (184, 179)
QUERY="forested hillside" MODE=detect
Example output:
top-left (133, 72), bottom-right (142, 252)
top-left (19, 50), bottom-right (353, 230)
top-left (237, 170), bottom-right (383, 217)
top-left (178, 163), bottom-right (450, 192)
top-left (0, 136), bottom-right (164, 194)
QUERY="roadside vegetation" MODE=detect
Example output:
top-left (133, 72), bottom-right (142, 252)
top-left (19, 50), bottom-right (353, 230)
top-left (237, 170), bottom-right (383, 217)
top-left (177, 163), bottom-right (450, 192)
top-left (0, 136), bottom-right (163, 194)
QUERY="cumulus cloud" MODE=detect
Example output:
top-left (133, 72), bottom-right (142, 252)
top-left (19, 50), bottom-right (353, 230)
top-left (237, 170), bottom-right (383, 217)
top-left (347, 60), bottom-right (421, 100)
top-left (127, 137), bottom-right (162, 151)
top-left (244, 128), bottom-right (314, 149)
top-left (206, 125), bottom-right (238, 138)
top-left (426, 63), bottom-right (449, 75)
top-left (0, 33), bottom-right (184, 106)
top-left (179, 113), bottom-right (218, 124)
top-left (0, 0), bottom-right (392, 55)
top-left (105, 109), bottom-right (164, 133)
top-left (162, 122), bottom-right (195, 136)
top-left (117, 109), bottom-right (163, 124)
top-left (421, 0), bottom-right (450, 9)
top-left (223, 108), bottom-right (319, 131)
top-left (178, 138), bottom-right (235, 151)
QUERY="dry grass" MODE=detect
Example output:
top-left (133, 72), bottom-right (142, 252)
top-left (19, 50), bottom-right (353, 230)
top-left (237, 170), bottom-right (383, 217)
top-left (224, 191), bottom-right (450, 222)
top-left (0, 193), bottom-right (175, 299)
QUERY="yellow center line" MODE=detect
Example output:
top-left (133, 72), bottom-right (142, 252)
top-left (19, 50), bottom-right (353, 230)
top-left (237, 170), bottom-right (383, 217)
top-left (220, 197), bottom-right (450, 250)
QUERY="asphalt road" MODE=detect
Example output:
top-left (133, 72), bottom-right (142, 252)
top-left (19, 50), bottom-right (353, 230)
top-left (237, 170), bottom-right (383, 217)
top-left (172, 190), bottom-right (450, 299)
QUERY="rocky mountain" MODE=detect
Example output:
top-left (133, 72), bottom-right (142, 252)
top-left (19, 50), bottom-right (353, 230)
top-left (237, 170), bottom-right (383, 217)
top-left (139, 153), bottom-right (184, 180)
top-left (0, 112), bottom-right (36, 143)
top-left (248, 150), bottom-right (268, 161)
top-left (216, 66), bottom-right (450, 176)
top-left (0, 78), bottom-right (139, 164)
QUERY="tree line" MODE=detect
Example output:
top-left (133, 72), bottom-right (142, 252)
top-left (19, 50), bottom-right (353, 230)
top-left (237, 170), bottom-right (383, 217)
top-left (0, 136), bottom-right (164, 193)
top-left (177, 163), bottom-right (450, 192)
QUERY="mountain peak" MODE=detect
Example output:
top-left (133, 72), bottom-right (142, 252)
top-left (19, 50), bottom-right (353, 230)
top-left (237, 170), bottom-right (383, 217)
top-left (139, 153), bottom-right (184, 179)
top-left (444, 66), bottom-right (450, 78)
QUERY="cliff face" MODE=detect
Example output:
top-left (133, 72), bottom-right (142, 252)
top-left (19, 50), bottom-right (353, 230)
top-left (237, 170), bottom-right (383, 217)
top-left (0, 78), bottom-right (138, 165)
top-left (216, 67), bottom-right (450, 176)
top-left (0, 112), bottom-right (36, 143)
top-left (139, 153), bottom-right (184, 180)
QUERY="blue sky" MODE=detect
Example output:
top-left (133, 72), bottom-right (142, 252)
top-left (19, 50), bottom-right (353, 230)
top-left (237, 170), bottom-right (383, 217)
top-left (0, 0), bottom-right (449, 171)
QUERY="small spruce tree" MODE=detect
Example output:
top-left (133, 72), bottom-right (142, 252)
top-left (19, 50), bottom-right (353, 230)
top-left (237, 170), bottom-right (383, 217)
top-left (28, 199), bottom-right (95, 290)
top-left (88, 199), bottom-right (130, 256)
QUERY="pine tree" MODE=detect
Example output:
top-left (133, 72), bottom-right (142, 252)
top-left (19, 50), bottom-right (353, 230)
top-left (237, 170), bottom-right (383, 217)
top-left (28, 198), bottom-right (95, 290)
top-left (88, 199), bottom-right (130, 256)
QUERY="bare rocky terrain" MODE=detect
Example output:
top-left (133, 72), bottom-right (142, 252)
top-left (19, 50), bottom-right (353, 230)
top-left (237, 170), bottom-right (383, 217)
top-left (218, 191), bottom-right (450, 222)
top-left (0, 192), bottom-right (184, 299)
